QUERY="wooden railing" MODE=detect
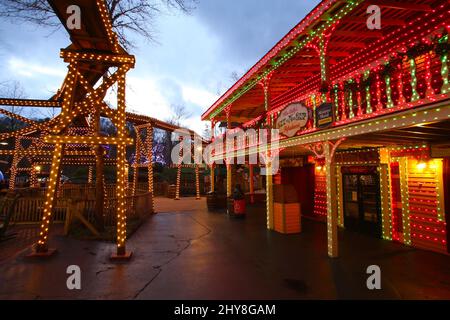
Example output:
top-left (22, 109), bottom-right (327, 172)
top-left (1, 189), bottom-right (153, 226)
top-left (7, 198), bottom-right (68, 224)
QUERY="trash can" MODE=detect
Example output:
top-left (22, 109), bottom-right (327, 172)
top-left (233, 199), bottom-right (246, 215)
top-left (228, 184), bottom-right (246, 218)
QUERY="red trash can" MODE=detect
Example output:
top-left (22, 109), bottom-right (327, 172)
top-left (233, 199), bottom-right (246, 216)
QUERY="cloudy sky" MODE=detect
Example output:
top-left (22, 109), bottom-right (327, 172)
top-left (0, 0), bottom-right (320, 135)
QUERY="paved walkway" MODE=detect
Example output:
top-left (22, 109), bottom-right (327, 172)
top-left (0, 197), bottom-right (449, 299)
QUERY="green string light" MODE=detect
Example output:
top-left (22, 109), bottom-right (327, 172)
top-left (385, 74), bottom-right (394, 108)
top-left (364, 70), bottom-right (372, 114)
top-left (410, 58), bottom-right (420, 102)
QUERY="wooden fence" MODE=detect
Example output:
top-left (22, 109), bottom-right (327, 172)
top-left (2, 189), bottom-right (152, 227)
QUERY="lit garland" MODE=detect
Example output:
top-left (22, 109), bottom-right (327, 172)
top-left (195, 165), bottom-right (200, 200)
top-left (364, 70), bottom-right (372, 114)
top-left (379, 164), bottom-right (392, 241)
top-left (438, 34), bottom-right (449, 94)
top-left (336, 164), bottom-right (343, 227)
top-left (347, 79), bottom-right (354, 119)
top-left (397, 157), bottom-right (411, 246)
top-left (384, 72), bottom-right (394, 108)
top-left (37, 143), bottom-right (63, 252)
top-left (146, 125), bottom-right (154, 211)
top-left (314, 163), bottom-right (327, 217)
top-left (324, 142), bottom-right (338, 258)
top-left (409, 58), bottom-right (420, 102)
top-left (115, 74), bottom-right (129, 256)
top-left (0, 99), bottom-right (60, 107)
top-left (333, 84), bottom-right (339, 120)
top-left (96, 0), bottom-right (120, 53)
top-left (61, 50), bottom-right (135, 65)
top-left (435, 159), bottom-right (445, 222)
top-left (212, 106), bottom-right (450, 162)
top-left (88, 166), bottom-right (93, 184)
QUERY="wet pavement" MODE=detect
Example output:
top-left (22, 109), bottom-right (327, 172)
top-left (0, 197), bottom-right (449, 300)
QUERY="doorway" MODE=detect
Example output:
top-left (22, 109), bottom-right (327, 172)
top-left (342, 168), bottom-right (381, 238)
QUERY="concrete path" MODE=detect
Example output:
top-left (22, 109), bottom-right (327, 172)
top-left (0, 197), bottom-right (449, 299)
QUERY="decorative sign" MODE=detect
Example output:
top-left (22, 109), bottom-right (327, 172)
top-left (280, 157), bottom-right (305, 168)
top-left (276, 103), bottom-right (309, 138)
top-left (316, 103), bottom-right (334, 128)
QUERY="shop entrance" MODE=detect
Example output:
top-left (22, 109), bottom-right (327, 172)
top-left (342, 167), bottom-right (381, 238)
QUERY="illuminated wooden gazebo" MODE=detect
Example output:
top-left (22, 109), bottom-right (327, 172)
top-left (0, 0), bottom-right (199, 259)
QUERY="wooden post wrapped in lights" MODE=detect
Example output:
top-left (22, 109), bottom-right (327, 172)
top-left (132, 123), bottom-right (154, 213)
top-left (20, 0), bottom-right (137, 257)
top-left (145, 125), bottom-right (154, 212)
top-left (175, 135), bottom-right (183, 200)
top-left (195, 164), bottom-right (200, 200)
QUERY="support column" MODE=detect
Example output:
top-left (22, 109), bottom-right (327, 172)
top-left (266, 160), bottom-right (274, 230)
top-left (95, 144), bottom-right (105, 231)
top-left (195, 165), bottom-right (200, 200)
top-left (175, 136), bottom-right (183, 200)
top-left (114, 74), bottom-right (130, 257)
top-left (146, 125), bottom-right (154, 212)
top-left (324, 142), bottom-right (338, 258)
top-left (210, 121), bottom-right (215, 193)
top-left (30, 164), bottom-right (38, 188)
top-left (318, 34), bottom-right (330, 104)
top-left (226, 163), bottom-right (232, 198)
top-left (210, 164), bottom-right (215, 193)
top-left (225, 108), bottom-right (233, 198)
top-left (440, 34), bottom-right (449, 94)
top-left (9, 138), bottom-right (20, 190)
top-left (410, 57), bottom-right (420, 102)
top-left (35, 143), bottom-right (63, 253)
top-left (249, 164), bottom-right (254, 204)
top-left (132, 127), bottom-right (140, 197)
top-left (88, 166), bottom-right (93, 184)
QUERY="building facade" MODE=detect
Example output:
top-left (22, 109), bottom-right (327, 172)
top-left (202, 0), bottom-right (450, 256)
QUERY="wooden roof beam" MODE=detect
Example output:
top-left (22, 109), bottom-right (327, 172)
top-left (0, 98), bottom-right (61, 107)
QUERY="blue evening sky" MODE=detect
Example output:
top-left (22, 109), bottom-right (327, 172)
top-left (0, 0), bottom-right (320, 135)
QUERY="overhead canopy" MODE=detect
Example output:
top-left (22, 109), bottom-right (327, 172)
top-left (202, 0), bottom-right (441, 123)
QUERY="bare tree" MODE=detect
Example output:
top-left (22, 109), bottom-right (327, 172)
top-left (158, 103), bottom-right (191, 165)
top-left (202, 122), bottom-right (211, 141)
top-left (230, 71), bottom-right (241, 83)
top-left (167, 103), bottom-right (191, 127)
top-left (0, 81), bottom-right (26, 131)
top-left (0, 0), bottom-right (197, 49)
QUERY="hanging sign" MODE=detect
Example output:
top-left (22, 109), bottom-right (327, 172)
top-left (276, 103), bottom-right (309, 138)
top-left (316, 103), bottom-right (334, 128)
